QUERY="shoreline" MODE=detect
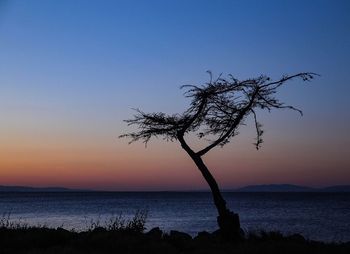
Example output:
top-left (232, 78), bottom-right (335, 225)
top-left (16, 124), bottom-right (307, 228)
top-left (0, 225), bottom-right (349, 254)
top-left (1, 212), bottom-right (349, 254)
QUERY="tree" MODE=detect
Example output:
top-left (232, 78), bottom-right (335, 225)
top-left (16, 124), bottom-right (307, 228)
top-left (120, 71), bottom-right (317, 239)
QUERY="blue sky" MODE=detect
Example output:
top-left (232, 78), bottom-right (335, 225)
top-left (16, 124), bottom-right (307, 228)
top-left (0, 0), bottom-right (349, 189)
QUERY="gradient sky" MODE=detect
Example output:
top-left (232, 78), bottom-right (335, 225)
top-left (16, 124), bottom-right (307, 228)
top-left (0, 0), bottom-right (349, 190)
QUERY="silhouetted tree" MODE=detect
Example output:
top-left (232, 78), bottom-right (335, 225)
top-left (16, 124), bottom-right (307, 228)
top-left (120, 71), bottom-right (317, 239)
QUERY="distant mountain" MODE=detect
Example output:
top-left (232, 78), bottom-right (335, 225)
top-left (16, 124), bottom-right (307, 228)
top-left (318, 185), bottom-right (350, 192)
top-left (0, 185), bottom-right (88, 192)
top-left (233, 184), bottom-right (350, 192)
top-left (235, 184), bottom-right (315, 192)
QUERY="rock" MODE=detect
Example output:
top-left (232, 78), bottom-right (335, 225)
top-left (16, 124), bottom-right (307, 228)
top-left (217, 210), bottom-right (242, 240)
top-left (92, 227), bottom-right (107, 233)
top-left (169, 230), bottom-right (192, 241)
top-left (146, 227), bottom-right (163, 239)
top-left (56, 227), bottom-right (69, 233)
top-left (194, 231), bottom-right (212, 241)
top-left (212, 229), bottom-right (221, 237)
top-left (289, 233), bottom-right (306, 242)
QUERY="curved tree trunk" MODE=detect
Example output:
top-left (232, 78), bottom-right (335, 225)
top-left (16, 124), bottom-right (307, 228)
top-left (190, 153), bottom-right (242, 239)
top-left (178, 135), bottom-right (241, 239)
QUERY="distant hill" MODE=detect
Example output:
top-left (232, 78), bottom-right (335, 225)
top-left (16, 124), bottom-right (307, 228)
top-left (318, 185), bottom-right (350, 192)
top-left (233, 184), bottom-right (350, 192)
top-left (0, 185), bottom-right (87, 192)
top-left (235, 184), bottom-right (314, 192)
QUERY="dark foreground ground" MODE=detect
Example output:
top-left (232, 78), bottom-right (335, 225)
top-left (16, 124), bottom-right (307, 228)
top-left (1, 212), bottom-right (349, 254)
top-left (0, 226), bottom-right (349, 254)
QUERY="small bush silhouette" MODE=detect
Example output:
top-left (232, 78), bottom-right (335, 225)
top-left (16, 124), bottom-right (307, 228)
top-left (102, 210), bottom-right (147, 233)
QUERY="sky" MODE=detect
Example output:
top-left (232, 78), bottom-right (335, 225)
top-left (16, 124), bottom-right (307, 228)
top-left (0, 0), bottom-right (349, 190)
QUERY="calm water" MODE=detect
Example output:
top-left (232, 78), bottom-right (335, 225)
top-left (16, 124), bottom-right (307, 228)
top-left (0, 192), bottom-right (349, 242)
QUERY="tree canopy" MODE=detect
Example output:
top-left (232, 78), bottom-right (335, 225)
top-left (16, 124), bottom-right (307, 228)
top-left (120, 72), bottom-right (317, 153)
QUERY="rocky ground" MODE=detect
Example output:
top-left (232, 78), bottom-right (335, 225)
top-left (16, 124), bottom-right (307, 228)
top-left (0, 226), bottom-right (349, 254)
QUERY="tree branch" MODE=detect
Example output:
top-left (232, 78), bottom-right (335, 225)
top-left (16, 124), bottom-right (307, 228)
top-left (251, 109), bottom-right (263, 150)
top-left (196, 89), bottom-right (259, 157)
top-left (120, 72), bottom-right (318, 152)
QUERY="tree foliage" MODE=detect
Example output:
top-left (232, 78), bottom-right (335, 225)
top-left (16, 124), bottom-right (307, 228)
top-left (120, 72), bottom-right (318, 153)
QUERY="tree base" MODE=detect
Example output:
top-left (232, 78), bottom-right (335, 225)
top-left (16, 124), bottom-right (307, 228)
top-left (217, 210), bottom-right (243, 241)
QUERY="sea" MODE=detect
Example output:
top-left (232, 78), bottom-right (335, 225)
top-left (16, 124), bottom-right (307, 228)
top-left (0, 192), bottom-right (349, 242)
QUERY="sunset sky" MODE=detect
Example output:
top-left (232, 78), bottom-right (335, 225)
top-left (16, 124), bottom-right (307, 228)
top-left (0, 0), bottom-right (349, 190)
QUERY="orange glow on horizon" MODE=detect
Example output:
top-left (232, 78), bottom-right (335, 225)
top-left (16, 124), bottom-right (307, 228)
top-left (1, 128), bottom-right (349, 190)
